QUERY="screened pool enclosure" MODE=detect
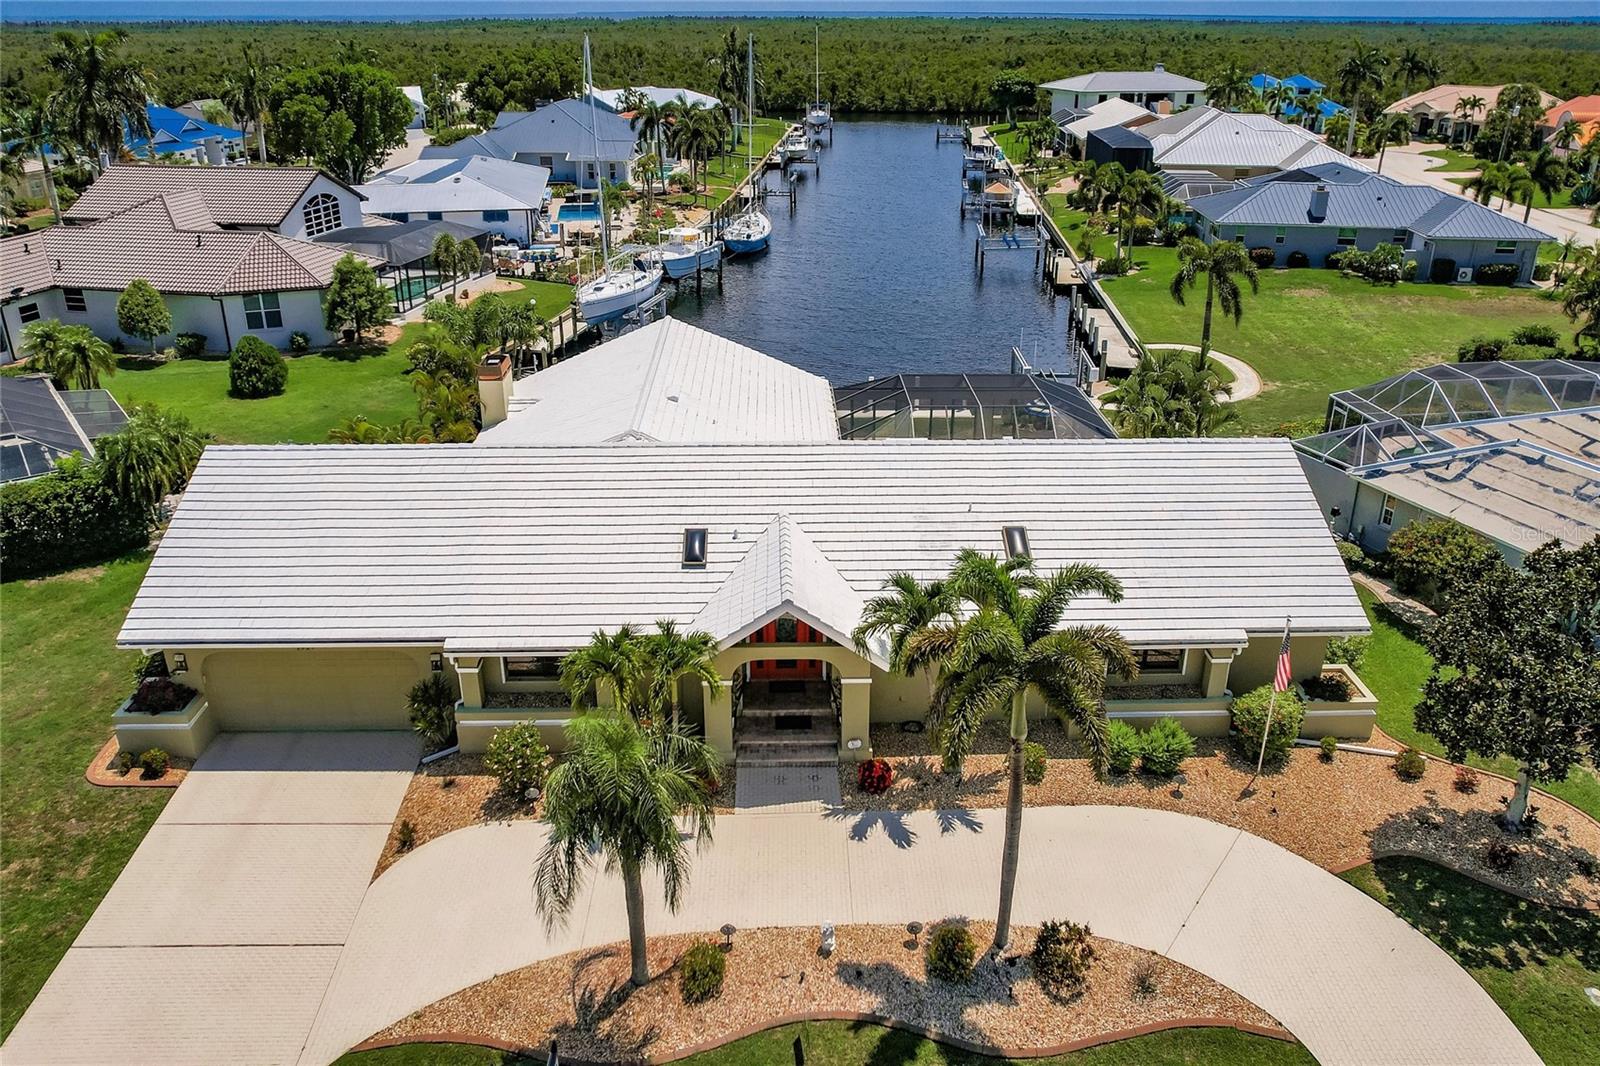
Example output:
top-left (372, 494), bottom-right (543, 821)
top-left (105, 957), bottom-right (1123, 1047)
top-left (834, 373), bottom-right (1114, 441)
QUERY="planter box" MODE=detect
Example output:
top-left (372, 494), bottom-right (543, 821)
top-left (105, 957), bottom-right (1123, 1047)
top-left (113, 692), bottom-right (215, 761)
top-left (1300, 663), bottom-right (1378, 740)
top-left (1102, 696), bottom-right (1232, 737)
top-left (456, 705), bottom-right (579, 755)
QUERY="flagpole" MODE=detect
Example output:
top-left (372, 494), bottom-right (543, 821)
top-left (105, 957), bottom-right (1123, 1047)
top-left (1244, 616), bottom-right (1291, 796)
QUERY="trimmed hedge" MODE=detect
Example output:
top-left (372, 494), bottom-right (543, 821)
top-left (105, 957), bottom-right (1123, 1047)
top-left (1474, 262), bottom-right (1519, 285)
top-left (0, 456), bottom-right (150, 578)
top-left (1138, 716), bottom-right (1194, 776)
top-left (679, 941), bottom-right (726, 1003)
top-left (229, 335), bottom-right (288, 398)
top-left (1230, 685), bottom-right (1305, 766)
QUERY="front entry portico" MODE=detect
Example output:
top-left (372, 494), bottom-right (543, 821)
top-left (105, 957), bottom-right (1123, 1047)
top-left (702, 633), bottom-right (874, 763)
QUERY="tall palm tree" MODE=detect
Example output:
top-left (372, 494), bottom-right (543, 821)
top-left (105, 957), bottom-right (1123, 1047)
top-left (1168, 236), bottom-right (1260, 357)
top-left (499, 301), bottom-right (548, 364)
top-left (1463, 160), bottom-right (1513, 210)
top-left (1263, 82), bottom-right (1297, 120)
top-left (1335, 43), bottom-right (1389, 156)
top-left (1519, 146), bottom-right (1569, 221)
top-left (1453, 94), bottom-right (1487, 148)
top-left (221, 44), bottom-right (274, 163)
top-left (1370, 113), bottom-right (1411, 173)
top-left (1113, 169), bottom-right (1161, 259)
top-left (2, 102), bottom-right (72, 222)
top-left (46, 29), bottom-right (154, 168)
top-left (1502, 164), bottom-right (1539, 221)
top-left (1553, 117), bottom-right (1584, 152)
top-left (1395, 47), bottom-right (1440, 99)
top-left (1560, 264), bottom-right (1600, 345)
top-left (1207, 65), bottom-right (1253, 112)
top-left (668, 101), bottom-right (724, 205)
top-left (637, 620), bottom-right (721, 729)
top-left (561, 625), bottom-right (645, 717)
top-left (927, 549), bottom-right (1136, 951)
top-left (24, 322), bottom-right (116, 389)
top-left (535, 712), bottom-right (719, 988)
top-left (629, 97), bottom-right (675, 194)
top-left (94, 404), bottom-right (207, 509)
top-left (854, 573), bottom-right (955, 710)
top-left (20, 320), bottom-right (75, 376)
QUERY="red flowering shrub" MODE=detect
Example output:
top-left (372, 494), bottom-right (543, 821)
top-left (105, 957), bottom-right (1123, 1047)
top-left (857, 757), bottom-right (893, 794)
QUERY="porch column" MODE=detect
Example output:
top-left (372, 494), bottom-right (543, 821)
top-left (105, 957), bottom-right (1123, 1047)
top-left (703, 678), bottom-right (735, 760)
top-left (1201, 649), bottom-right (1235, 699)
top-left (455, 656), bottom-right (484, 708)
top-left (838, 677), bottom-right (872, 762)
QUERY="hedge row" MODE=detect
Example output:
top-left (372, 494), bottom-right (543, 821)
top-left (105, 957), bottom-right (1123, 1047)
top-left (0, 457), bottom-right (150, 578)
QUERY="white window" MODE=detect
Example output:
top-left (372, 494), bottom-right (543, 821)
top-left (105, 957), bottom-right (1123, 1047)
top-left (1379, 494), bottom-right (1396, 527)
top-left (63, 288), bottom-right (87, 313)
top-left (301, 192), bottom-right (342, 237)
top-left (1336, 228), bottom-right (1358, 247)
top-left (17, 302), bottom-right (40, 323)
top-left (1274, 226), bottom-right (1286, 245)
top-left (243, 292), bottom-right (283, 330)
top-left (1494, 242), bottom-right (1516, 255)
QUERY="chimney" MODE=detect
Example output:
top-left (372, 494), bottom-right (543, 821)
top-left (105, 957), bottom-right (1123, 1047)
top-left (1309, 184), bottom-right (1330, 223)
top-left (477, 353), bottom-right (512, 429)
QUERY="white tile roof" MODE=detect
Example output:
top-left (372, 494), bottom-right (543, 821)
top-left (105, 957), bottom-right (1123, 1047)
top-left (1062, 99), bottom-right (1153, 141)
top-left (1042, 68), bottom-right (1206, 94)
top-left (1147, 108), bottom-right (1368, 171)
top-left (118, 438), bottom-right (1368, 653)
top-left (478, 318), bottom-right (839, 444)
top-left (359, 156), bottom-right (550, 214)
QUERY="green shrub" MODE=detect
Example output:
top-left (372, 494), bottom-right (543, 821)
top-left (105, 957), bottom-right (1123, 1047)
top-left (1401, 259), bottom-right (1418, 281)
top-left (1386, 518), bottom-right (1499, 604)
top-left (430, 124), bottom-right (482, 147)
top-left (138, 747), bottom-right (170, 779)
top-left (228, 335), bottom-right (288, 398)
top-left (111, 749), bottom-right (136, 774)
top-left (1474, 262), bottom-right (1519, 285)
top-left (1230, 686), bottom-right (1305, 766)
top-left (406, 672), bottom-right (457, 746)
top-left (1097, 254), bottom-right (1133, 276)
top-left (679, 941), bottom-right (727, 1004)
top-left (1336, 540), bottom-right (1368, 572)
top-left (1394, 747), bottom-right (1427, 781)
top-left (1285, 249), bottom-right (1310, 268)
top-left (1270, 418), bottom-right (1323, 439)
top-left (1456, 335), bottom-right (1505, 362)
top-left (925, 922), bottom-right (976, 983)
top-left (1325, 633), bottom-right (1370, 671)
top-left (1030, 919), bottom-right (1095, 998)
top-left (395, 818), bottom-right (417, 852)
top-left (1105, 719), bottom-right (1140, 775)
top-left (1319, 736), bottom-right (1338, 761)
top-left (0, 455), bottom-right (151, 579)
top-left (173, 332), bottom-right (208, 358)
top-left (1531, 262), bottom-right (1553, 282)
top-left (1247, 246), bottom-right (1276, 267)
top-left (1511, 323), bottom-right (1559, 347)
top-left (1022, 741), bottom-right (1048, 785)
top-left (1138, 717), bottom-right (1194, 777)
top-left (289, 330), bottom-right (311, 353)
top-left (483, 721), bottom-right (550, 797)
top-left (1497, 342), bottom-right (1559, 361)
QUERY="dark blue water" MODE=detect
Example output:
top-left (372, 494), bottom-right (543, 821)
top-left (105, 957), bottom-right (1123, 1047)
top-left (671, 119), bottom-right (1071, 383)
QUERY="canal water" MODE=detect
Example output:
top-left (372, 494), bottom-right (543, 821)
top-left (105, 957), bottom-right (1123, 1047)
top-left (669, 119), bottom-right (1071, 383)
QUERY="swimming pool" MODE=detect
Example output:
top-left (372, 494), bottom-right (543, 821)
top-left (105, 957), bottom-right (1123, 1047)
top-left (557, 202), bottom-right (600, 222)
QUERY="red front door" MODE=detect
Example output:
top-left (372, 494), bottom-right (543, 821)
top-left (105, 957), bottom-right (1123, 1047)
top-left (746, 619), bottom-right (826, 680)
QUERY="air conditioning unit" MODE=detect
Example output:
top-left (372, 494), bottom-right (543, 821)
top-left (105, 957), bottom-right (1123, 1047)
top-left (1455, 266), bottom-right (1474, 284)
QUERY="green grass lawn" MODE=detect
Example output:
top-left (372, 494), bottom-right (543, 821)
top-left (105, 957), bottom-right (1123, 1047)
top-left (101, 279), bottom-right (574, 444)
top-left (336, 1026), bottom-right (1313, 1066)
top-left (1356, 586), bottom-right (1600, 820)
top-left (1340, 857), bottom-right (1600, 1066)
top-left (701, 118), bottom-right (790, 209)
top-left (1421, 147), bottom-right (1481, 172)
top-left (0, 554), bottom-right (166, 1038)
top-left (1095, 246), bottom-right (1572, 433)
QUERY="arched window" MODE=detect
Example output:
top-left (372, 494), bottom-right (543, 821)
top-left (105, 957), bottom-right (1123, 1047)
top-left (302, 192), bottom-right (342, 237)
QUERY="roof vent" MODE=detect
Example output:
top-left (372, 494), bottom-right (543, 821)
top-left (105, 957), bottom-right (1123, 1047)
top-left (20, 242), bottom-right (29, 254)
top-left (1154, 63), bottom-right (1166, 73)
top-left (1002, 525), bottom-right (1030, 561)
top-left (682, 527), bottom-right (707, 568)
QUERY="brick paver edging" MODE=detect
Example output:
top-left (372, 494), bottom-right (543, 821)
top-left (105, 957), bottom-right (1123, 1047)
top-left (350, 1015), bottom-right (1295, 1064)
top-left (83, 735), bottom-right (187, 789)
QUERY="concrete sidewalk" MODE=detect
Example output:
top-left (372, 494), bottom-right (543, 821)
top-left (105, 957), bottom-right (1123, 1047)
top-left (301, 804), bottom-right (1538, 1066)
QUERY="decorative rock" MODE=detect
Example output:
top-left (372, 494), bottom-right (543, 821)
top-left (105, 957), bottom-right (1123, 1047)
top-left (1587, 986), bottom-right (1600, 1008)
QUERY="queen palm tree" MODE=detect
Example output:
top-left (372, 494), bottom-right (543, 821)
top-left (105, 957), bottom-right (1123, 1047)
top-left (411, 372), bottom-right (478, 442)
top-left (562, 625), bottom-right (646, 717)
top-left (24, 321), bottom-right (116, 389)
top-left (854, 573), bottom-right (955, 711)
top-left (1263, 82), bottom-right (1297, 120)
top-left (2, 102), bottom-right (72, 222)
top-left (1553, 117), bottom-right (1584, 152)
top-left (1560, 264), bottom-right (1600, 345)
top-left (1207, 65), bottom-right (1253, 112)
top-left (20, 320), bottom-right (75, 376)
top-left (629, 97), bottom-right (675, 195)
top-left (94, 404), bottom-right (207, 509)
top-left (1298, 91), bottom-right (1328, 130)
top-left (1370, 113), bottom-right (1411, 174)
top-left (1453, 94), bottom-right (1486, 148)
top-left (637, 620), bottom-right (721, 730)
top-left (1104, 350), bottom-right (1237, 438)
top-left (924, 550), bottom-right (1136, 951)
top-left (45, 29), bottom-right (153, 169)
top-left (535, 711), bottom-right (719, 988)
top-left (221, 44), bottom-right (275, 163)
top-left (1502, 164), bottom-right (1540, 222)
top-left (1169, 236), bottom-right (1260, 357)
top-left (499, 301), bottom-right (548, 364)
top-left (1113, 169), bottom-right (1162, 259)
top-left (1335, 43), bottom-right (1389, 156)
top-left (669, 102), bottom-right (725, 206)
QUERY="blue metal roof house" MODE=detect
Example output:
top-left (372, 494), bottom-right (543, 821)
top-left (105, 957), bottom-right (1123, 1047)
top-left (1251, 73), bottom-right (1344, 131)
top-left (127, 104), bottom-right (246, 165)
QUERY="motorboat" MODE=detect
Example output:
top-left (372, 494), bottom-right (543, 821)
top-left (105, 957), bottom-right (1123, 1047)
top-left (781, 129), bottom-right (809, 160)
top-left (635, 226), bottom-right (724, 279)
top-left (722, 208), bottom-right (771, 255)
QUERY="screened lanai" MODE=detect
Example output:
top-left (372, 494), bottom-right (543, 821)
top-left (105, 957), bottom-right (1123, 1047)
top-left (1324, 360), bottom-right (1600, 432)
top-left (834, 373), bottom-right (1114, 441)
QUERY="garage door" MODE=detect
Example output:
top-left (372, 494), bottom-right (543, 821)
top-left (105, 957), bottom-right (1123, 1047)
top-left (203, 648), bottom-right (426, 731)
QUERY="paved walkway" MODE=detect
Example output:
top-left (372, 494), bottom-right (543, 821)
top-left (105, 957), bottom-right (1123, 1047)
top-left (733, 764), bottom-right (843, 811)
top-left (300, 805), bottom-right (1536, 1066)
top-left (1143, 345), bottom-right (1264, 402)
top-left (2, 732), bottom-right (419, 1066)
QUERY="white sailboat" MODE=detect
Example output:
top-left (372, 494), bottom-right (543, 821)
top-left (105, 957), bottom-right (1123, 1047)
top-left (806, 26), bottom-right (831, 131)
top-left (576, 35), bottom-right (661, 325)
top-left (724, 33), bottom-right (772, 256)
top-left (635, 226), bottom-right (724, 279)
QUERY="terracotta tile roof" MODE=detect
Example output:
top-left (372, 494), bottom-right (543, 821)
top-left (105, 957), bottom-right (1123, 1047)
top-left (1545, 95), bottom-right (1600, 128)
top-left (63, 164), bottom-right (361, 227)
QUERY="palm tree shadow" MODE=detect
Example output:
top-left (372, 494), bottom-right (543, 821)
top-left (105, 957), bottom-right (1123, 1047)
top-left (546, 945), bottom-right (661, 1060)
top-left (834, 947), bottom-right (1015, 1063)
top-left (824, 807), bottom-right (919, 849)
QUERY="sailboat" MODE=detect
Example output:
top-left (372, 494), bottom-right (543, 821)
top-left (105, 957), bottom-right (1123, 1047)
top-left (724, 33), bottom-right (772, 255)
top-left (576, 35), bottom-right (661, 325)
top-left (806, 26), bottom-right (831, 132)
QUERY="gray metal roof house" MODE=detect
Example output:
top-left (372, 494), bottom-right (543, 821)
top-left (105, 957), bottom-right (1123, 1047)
top-left (420, 99), bottom-right (638, 187)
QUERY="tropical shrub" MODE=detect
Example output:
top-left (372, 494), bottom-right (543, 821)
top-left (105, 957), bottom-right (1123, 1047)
top-left (1386, 518), bottom-right (1499, 604)
top-left (289, 330), bottom-right (311, 353)
top-left (1339, 243), bottom-right (1403, 285)
top-left (128, 678), bottom-right (198, 714)
top-left (925, 922), bottom-right (976, 983)
top-left (679, 941), bottom-right (727, 1003)
top-left (1319, 736), bottom-right (1338, 761)
top-left (228, 335), bottom-right (288, 398)
top-left (1394, 747), bottom-right (1427, 781)
top-left (1022, 741), bottom-right (1048, 785)
top-left (1301, 672), bottom-right (1353, 701)
top-left (1325, 633), bottom-right (1370, 671)
top-left (857, 757), bottom-right (894, 794)
top-left (95, 404), bottom-right (207, 509)
top-left (1335, 541), bottom-right (1368, 572)
top-left (1105, 719), bottom-right (1140, 774)
top-left (1285, 250), bottom-right (1310, 269)
top-left (1247, 246), bottom-right (1276, 267)
top-left (1097, 254), bottom-right (1133, 276)
top-left (1474, 262), bottom-right (1519, 285)
top-left (1030, 919), bottom-right (1095, 998)
top-left (406, 672), bottom-right (457, 746)
top-left (483, 721), bottom-right (550, 797)
top-left (1271, 418), bottom-right (1323, 439)
top-left (1453, 765), bottom-right (1481, 793)
top-left (138, 747), bottom-right (170, 779)
top-left (0, 455), bottom-right (150, 578)
top-left (1125, 217), bottom-right (1156, 246)
top-left (1138, 717), bottom-right (1194, 776)
top-left (173, 332), bottom-right (208, 358)
top-left (1532, 262), bottom-right (1553, 282)
top-left (1229, 685), bottom-right (1305, 765)
top-left (1325, 250), bottom-right (1350, 270)
top-left (1457, 335), bottom-right (1505, 362)
top-left (1402, 259), bottom-right (1418, 281)
top-left (1511, 324), bottom-right (1560, 348)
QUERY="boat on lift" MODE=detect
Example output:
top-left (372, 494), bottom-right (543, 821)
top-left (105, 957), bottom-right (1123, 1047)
top-left (806, 27), bottom-right (832, 131)
top-left (636, 226), bottom-right (724, 279)
top-left (781, 128), bottom-right (809, 160)
top-left (724, 33), bottom-right (773, 256)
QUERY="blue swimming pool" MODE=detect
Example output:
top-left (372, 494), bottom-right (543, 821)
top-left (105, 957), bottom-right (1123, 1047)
top-left (557, 202), bottom-right (600, 222)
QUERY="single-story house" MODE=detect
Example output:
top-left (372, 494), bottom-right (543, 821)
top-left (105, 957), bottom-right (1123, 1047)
top-left (1185, 162), bottom-right (1551, 284)
top-left (0, 191), bottom-right (383, 357)
top-left (65, 164), bottom-right (367, 241)
top-left (1141, 107), bottom-right (1365, 182)
top-left (115, 435), bottom-right (1372, 761)
top-left (420, 98), bottom-right (637, 187)
top-left (309, 217), bottom-right (489, 312)
top-left (1295, 360), bottom-right (1600, 565)
top-left (585, 85), bottom-right (721, 114)
top-left (400, 85), bottom-right (428, 130)
top-left (358, 155), bottom-right (550, 245)
top-left (1384, 84), bottom-right (1561, 141)
top-left (0, 373), bottom-right (127, 482)
top-left (1042, 65), bottom-right (1207, 115)
top-left (1059, 98), bottom-right (1158, 157)
top-left (126, 103), bottom-right (246, 165)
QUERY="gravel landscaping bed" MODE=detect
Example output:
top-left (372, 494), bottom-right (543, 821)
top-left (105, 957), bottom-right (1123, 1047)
top-left (843, 722), bottom-right (1600, 909)
top-left (374, 754), bottom-right (537, 879)
top-left (369, 922), bottom-right (1284, 1060)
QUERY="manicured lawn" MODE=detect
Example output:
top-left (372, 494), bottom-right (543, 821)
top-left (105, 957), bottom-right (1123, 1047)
top-left (336, 1026), bottom-right (1314, 1066)
top-left (0, 554), bottom-right (166, 1038)
top-left (1422, 147), bottom-right (1481, 172)
top-left (700, 117), bottom-right (789, 210)
top-left (1357, 586), bottom-right (1600, 820)
top-left (1340, 857), bottom-right (1600, 1066)
top-left (1096, 245), bottom-right (1572, 433)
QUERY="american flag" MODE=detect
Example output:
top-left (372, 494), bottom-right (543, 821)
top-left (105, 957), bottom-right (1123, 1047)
top-left (1273, 618), bottom-right (1293, 693)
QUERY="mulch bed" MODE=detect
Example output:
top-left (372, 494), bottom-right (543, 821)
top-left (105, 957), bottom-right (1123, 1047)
top-left (841, 721), bottom-right (1600, 909)
top-left (374, 753), bottom-right (538, 879)
top-left (83, 735), bottom-right (191, 789)
top-left (369, 923), bottom-right (1284, 1062)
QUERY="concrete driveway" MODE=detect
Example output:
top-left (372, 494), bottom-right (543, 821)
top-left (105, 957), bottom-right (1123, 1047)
top-left (1382, 142), bottom-right (1600, 246)
top-left (2, 732), bottom-right (418, 1066)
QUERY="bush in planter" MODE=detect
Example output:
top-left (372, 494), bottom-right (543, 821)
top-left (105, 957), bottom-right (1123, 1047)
top-left (857, 757), bottom-right (894, 794)
top-left (1394, 747), bottom-right (1427, 781)
top-left (1138, 717), bottom-right (1194, 777)
top-left (1030, 919), bottom-right (1095, 998)
top-left (1022, 741), bottom-right (1048, 785)
top-left (289, 330), bottom-right (311, 353)
top-left (925, 921), bottom-right (976, 983)
top-left (1097, 254), bottom-right (1133, 276)
top-left (128, 677), bottom-right (198, 714)
top-left (1248, 246), bottom-right (1276, 268)
top-left (1229, 686), bottom-right (1305, 766)
top-left (679, 941), bottom-right (727, 1004)
top-left (1285, 249), bottom-right (1310, 269)
top-left (138, 747), bottom-right (170, 779)
top-left (483, 721), bottom-right (550, 798)
top-left (1474, 262), bottom-right (1519, 285)
top-left (407, 672), bottom-right (457, 747)
top-left (1386, 517), bottom-right (1498, 604)
top-left (173, 332), bottom-right (208, 358)
top-left (1105, 719), bottom-right (1140, 775)
top-left (1301, 672), bottom-right (1353, 702)
top-left (1325, 633), bottom-right (1370, 672)
top-left (228, 335), bottom-right (288, 398)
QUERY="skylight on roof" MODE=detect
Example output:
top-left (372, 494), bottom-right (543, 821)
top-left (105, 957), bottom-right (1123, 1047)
top-left (1003, 525), bottom-right (1030, 560)
top-left (682, 527), bottom-right (707, 568)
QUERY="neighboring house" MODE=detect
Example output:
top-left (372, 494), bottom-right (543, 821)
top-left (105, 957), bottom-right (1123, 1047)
top-left (1139, 107), bottom-right (1365, 183)
top-left (358, 155), bottom-right (550, 244)
top-left (1058, 98), bottom-right (1158, 157)
top-left (65, 164), bottom-right (366, 241)
top-left (400, 85), bottom-right (428, 130)
top-left (0, 373), bottom-right (127, 482)
top-left (1084, 123), bottom-right (1155, 170)
top-left (1250, 73), bottom-right (1346, 132)
top-left (125, 103), bottom-right (247, 165)
top-left (1295, 360), bottom-right (1600, 564)
top-left (1185, 162), bottom-right (1551, 284)
top-left (419, 98), bottom-right (637, 187)
top-left (1042, 65), bottom-right (1207, 115)
top-left (4, 157), bottom-right (52, 206)
top-left (0, 191), bottom-right (382, 357)
top-left (309, 217), bottom-right (489, 312)
top-left (1543, 94), bottom-right (1600, 152)
top-left (114, 434), bottom-right (1370, 761)
top-left (1384, 84), bottom-right (1561, 141)
top-left (585, 85), bottom-right (721, 114)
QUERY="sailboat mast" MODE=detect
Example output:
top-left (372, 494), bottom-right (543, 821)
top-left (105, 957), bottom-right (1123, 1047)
top-left (583, 34), bottom-right (609, 272)
top-left (814, 27), bottom-right (820, 107)
top-left (747, 34), bottom-right (754, 171)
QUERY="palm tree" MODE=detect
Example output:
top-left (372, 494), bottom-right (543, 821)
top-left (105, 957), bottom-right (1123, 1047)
top-left (1296, 91), bottom-right (1327, 130)
top-left (668, 101), bottom-right (724, 205)
top-left (20, 320), bottom-right (75, 377)
top-left (1207, 65), bottom-right (1253, 112)
top-left (431, 232), bottom-right (461, 297)
top-left (1556, 234), bottom-right (1583, 278)
top-left (853, 573), bottom-right (955, 711)
top-left (1104, 350), bottom-right (1237, 438)
top-left (1553, 117), bottom-right (1584, 152)
top-left (1503, 164), bottom-right (1539, 222)
top-left (1559, 264), bottom-right (1600, 346)
top-left (1370, 113), bottom-right (1411, 174)
top-left (927, 549), bottom-right (1136, 951)
top-left (1395, 47), bottom-right (1440, 99)
top-left (1453, 94), bottom-right (1486, 148)
top-left (94, 404), bottom-right (207, 509)
top-left (1263, 82), bottom-right (1297, 120)
top-left (327, 416), bottom-right (434, 443)
top-left (1113, 169), bottom-right (1161, 259)
top-left (25, 322), bottom-right (116, 389)
top-left (499, 301), bottom-right (548, 364)
top-left (637, 620), bottom-right (721, 729)
top-left (629, 97), bottom-right (675, 195)
top-left (1168, 236), bottom-right (1260, 357)
top-left (411, 372), bottom-right (478, 441)
top-left (1463, 160), bottom-right (1513, 210)
top-left (562, 625), bottom-right (645, 717)
top-left (1335, 43), bottom-right (1389, 157)
top-left (221, 44), bottom-right (274, 163)
top-left (534, 711), bottom-right (719, 987)
top-left (1519, 146), bottom-right (1569, 221)
top-left (46, 29), bottom-right (154, 168)
top-left (2, 102), bottom-right (71, 222)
